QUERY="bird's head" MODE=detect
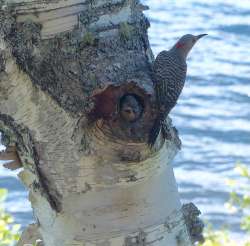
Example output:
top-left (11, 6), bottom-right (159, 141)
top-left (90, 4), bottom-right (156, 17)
top-left (173, 34), bottom-right (207, 59)
top-left (119, 94), bottom-right (143, 123)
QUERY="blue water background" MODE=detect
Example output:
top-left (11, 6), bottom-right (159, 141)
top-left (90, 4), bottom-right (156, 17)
top-left (143, 0), bottom-right (250, 235)
top-left (1, 0), bottom-right (250, 236)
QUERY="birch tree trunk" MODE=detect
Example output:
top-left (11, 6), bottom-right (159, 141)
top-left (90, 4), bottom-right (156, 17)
top-left (0, 0), bottom-right (202, 245)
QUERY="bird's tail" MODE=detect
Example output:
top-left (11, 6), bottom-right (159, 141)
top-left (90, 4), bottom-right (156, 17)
top-left (148, 117), bottom-right (162, 147)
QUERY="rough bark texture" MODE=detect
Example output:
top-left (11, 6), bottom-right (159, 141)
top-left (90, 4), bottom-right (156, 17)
top-left (0, 0), bottom-right (202, 245)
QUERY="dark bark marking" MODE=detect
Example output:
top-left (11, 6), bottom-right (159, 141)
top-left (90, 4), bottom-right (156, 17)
top-left (0, 114), bottom-right (62, 212)
top-left (0, 52), bottom-right (5, 72)
top-left (125, 230), bottom-right (147, 246)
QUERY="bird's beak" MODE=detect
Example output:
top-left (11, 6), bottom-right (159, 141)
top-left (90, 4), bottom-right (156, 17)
top-left (196, 34), bottom-right (208, 40)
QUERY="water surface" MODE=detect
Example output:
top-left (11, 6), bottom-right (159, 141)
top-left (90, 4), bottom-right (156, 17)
top-left (143, 0), bottom-right (250, 235)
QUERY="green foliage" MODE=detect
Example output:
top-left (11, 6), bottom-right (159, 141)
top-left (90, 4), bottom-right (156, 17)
top-left (0, 188), bottom-right (20, 246)
top-left (200, 164), bottom-right (250, 246)
top-left (201, 225), bottom-right (237, 246)
top-left (228, 164), bottom-right (250, 235)
top-left (82, 31), bottom-right (95, 46)
top-left (119, 22), bottom-right (133, 41)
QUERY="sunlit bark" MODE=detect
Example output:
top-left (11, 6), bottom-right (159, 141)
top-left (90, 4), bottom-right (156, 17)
top-left (0, 0), bottom-right (201, 245)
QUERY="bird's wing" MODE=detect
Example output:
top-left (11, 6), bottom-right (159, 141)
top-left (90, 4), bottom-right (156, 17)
top-left (153, 51), bottom-right (173, 111)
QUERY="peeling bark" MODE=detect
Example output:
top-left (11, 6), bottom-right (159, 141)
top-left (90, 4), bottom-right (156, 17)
top-left (0, 146), bottom-right (22, 170)
top-left (0, 0), bottom-right (202, 245)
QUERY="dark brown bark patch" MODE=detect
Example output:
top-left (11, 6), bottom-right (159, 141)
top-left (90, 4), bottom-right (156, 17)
top-left (89, 81), bottom-right (157, 142)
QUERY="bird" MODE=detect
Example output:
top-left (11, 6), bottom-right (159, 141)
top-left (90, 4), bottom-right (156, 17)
top-left (119, 94), bottom-right (143, 123)
top-left (148, 34), bottom-right (207, 146)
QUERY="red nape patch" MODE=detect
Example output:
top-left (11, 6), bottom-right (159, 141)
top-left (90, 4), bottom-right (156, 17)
top-left (176, 42), bottom-right (185, 48)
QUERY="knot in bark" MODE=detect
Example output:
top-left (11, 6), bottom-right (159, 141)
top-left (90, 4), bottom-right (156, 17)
top-left (182, 203), bottom-right (205, 244)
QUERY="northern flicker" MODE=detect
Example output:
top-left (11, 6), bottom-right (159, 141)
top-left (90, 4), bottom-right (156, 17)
top-left (148, 34), bottom-right (207, 146)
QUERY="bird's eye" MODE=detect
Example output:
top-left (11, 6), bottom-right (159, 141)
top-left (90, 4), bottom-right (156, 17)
top-left (192, 38), bottom-right (196, 43)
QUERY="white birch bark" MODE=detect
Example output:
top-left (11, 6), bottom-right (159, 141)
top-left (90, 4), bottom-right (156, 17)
top-left (0, 0), bottom-right (201, 245)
